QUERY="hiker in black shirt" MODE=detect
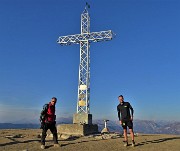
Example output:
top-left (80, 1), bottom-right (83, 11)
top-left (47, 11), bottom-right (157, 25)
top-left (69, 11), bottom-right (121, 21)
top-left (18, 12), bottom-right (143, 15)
top-left (117, 95), bottom-right (135, 147)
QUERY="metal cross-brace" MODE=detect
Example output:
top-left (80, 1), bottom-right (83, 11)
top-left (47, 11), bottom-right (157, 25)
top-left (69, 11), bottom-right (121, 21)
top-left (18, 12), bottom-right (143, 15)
top-left (57, 4), bottom-right (115, 114)
top-left (57, 30), bottom-right (114, 45)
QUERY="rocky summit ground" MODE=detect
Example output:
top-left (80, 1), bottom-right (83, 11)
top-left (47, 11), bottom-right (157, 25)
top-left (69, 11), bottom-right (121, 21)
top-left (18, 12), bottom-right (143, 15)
top-left (0, 129), bottom-right (180, 151)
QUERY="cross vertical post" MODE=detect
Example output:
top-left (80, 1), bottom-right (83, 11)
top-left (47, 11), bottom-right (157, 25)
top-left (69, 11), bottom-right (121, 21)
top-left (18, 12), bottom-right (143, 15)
top-left (77, 6), bottom-right (90, 114)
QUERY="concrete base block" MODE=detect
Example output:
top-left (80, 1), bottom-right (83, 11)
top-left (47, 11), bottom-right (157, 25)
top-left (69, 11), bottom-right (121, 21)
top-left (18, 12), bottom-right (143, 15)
top-left (57, 124), bottom-right (98, 136)
top-left (73, 113), bottom-right (92, 124)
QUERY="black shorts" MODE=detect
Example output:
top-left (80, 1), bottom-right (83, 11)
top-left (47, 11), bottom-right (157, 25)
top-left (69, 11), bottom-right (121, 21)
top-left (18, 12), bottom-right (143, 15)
top-left (122, 120), bottom-right (133, 129)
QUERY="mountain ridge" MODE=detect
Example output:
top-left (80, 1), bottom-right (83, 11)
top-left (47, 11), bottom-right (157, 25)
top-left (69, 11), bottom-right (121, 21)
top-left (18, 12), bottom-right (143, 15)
top-left (0, 118), bottom-right (180, 135)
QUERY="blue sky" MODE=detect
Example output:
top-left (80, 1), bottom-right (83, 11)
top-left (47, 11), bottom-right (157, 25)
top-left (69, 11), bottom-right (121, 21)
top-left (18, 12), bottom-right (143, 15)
top-left (0, 0), bottom-right (180, 123)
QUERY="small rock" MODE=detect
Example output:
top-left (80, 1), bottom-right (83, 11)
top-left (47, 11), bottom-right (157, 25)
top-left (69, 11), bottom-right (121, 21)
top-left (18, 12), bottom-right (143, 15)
top-left (48, 134), bottom-right (53, 138)
top-left (37, 134), bottom-right (41, 138)
top-left (60, 134), bottom-right (71, 140)
top-left (86, 135), bottom-right (94, 138)
top-left (111, 135), bottom-right (118, 139)
top-left (134, 133), bottom-right (139, 136)
top-left (94, 136), bottom-right (103, 140)
top-left (58, 134), bottom-right (61, 138)
top-left (5, 134), bottom-right (23, 138)
top-left (5, 135), bottom-right (14, 138)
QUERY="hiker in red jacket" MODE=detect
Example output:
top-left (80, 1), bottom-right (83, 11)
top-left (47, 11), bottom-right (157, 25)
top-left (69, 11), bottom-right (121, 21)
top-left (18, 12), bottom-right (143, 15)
top-left (40, 97), bottom-right (60, 149)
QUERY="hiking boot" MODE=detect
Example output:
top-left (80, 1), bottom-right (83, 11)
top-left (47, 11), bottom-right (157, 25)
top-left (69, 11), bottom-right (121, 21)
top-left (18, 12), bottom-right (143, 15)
top-left (123, 141), bottom-right (128, 147)
top-left (132, 140), bottom-right (135, 147)
top-left (54, 143), bottom-right (61, 147)
top-left (41, 145), bottom-right (45, 149)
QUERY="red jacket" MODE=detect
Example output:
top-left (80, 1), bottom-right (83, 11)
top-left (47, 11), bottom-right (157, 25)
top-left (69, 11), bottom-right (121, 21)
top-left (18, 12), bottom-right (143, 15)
top-left (45, 102), bottom-right (56, 123)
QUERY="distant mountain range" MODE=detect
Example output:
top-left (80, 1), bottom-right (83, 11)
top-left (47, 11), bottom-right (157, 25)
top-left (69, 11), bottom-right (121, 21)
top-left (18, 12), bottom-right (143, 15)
top-left (96, 119), bottom-right (180, 135)
top-left (0, 118), bottom-right (180, 135)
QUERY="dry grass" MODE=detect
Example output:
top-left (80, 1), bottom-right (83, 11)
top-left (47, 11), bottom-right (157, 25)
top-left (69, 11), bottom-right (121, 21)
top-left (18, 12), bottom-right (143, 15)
top-left (0, 129), bottom-right (180, 151)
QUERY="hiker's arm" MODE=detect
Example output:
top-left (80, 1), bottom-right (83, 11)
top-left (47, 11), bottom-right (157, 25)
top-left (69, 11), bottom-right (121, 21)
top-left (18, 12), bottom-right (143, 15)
top-left (39, 104), bottom-right (48, 128)
top-left (117, 106), bottom-right (122, 124)
top-left (129, 103), bottom-right (134, 120)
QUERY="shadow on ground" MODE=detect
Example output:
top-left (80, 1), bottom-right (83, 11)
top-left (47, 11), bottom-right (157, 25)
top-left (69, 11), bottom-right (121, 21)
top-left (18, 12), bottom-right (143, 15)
top-left (136, 137), bottom-right (180, 146)
top-left (0, 136), bottom-right (101, 147)
top-left (0, 137), bottom-right (40, 147)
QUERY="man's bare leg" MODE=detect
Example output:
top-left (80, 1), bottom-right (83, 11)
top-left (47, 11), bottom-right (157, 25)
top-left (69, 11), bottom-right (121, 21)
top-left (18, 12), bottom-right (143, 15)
top-left (123, 129), bottom-right (128, 146)
top-left (129, 129), bottom-right (135, 147)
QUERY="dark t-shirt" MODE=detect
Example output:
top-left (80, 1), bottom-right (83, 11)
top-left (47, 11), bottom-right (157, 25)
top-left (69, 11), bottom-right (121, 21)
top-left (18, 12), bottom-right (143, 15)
top-left (117, 102), bottom-right (134, 121)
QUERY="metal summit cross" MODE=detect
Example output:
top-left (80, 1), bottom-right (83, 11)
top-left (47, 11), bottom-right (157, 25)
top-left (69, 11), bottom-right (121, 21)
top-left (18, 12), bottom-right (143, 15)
top-left (57, 3), bottom-right (115, 125)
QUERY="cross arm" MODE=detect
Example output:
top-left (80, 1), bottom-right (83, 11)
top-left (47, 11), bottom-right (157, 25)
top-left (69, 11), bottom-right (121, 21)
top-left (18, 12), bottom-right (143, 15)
top-left (57, 30), bottom-right (115, 46)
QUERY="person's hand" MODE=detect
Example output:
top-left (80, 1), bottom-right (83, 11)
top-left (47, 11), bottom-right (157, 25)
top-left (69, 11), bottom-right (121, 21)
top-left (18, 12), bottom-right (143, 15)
top-left (120, 120), bottom-right (122, 125)
top-left (130, 116), bottom-right (133, 121)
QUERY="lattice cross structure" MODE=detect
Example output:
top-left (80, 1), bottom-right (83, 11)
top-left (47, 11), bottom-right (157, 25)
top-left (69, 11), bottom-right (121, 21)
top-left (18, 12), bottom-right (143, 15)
top-left (57, 5), bottom-right (115, 114)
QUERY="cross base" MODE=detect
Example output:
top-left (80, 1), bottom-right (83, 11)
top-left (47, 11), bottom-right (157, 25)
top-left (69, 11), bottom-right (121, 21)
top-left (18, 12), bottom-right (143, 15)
top-left (57, 124), bottom-right (98, 136)
top-left (73, 113), bottom-right (92, 125)
top-left (101, 127), bottom-right (110, 134)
